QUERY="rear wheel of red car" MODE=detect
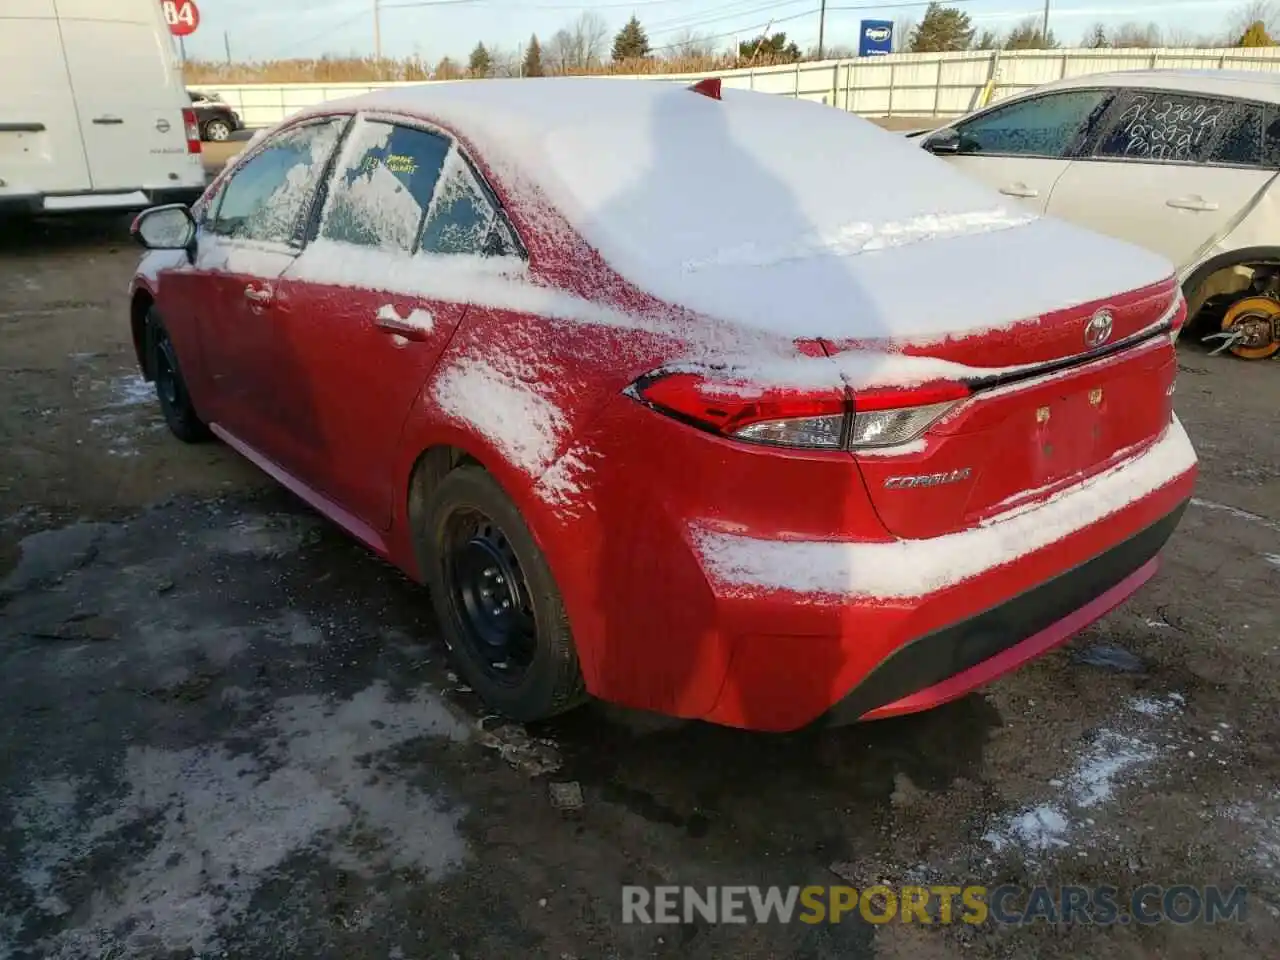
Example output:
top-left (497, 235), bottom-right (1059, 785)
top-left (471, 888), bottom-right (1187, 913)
top-left (422, 466), bottom-right (585, 722)
top-left (148, 308), bottom-right (210, 444)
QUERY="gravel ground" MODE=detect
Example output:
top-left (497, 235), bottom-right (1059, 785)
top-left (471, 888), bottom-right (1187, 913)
top-left (0, 216), bottom-right (1277, 960)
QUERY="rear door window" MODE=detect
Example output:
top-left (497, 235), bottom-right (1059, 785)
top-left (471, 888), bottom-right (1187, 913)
top-left (319, 120), bottom-right (451, 251)
top-left (207, 119), bottom-right (345, 243)
top-left (953, 89), bottom-right (1112, 158)
top-left (419, 149), bottom-right (521, 258)
top-left (1091, 91), bottom-right (1256, 165)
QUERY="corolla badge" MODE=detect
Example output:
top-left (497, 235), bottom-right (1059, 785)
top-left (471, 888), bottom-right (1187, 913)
top-left (883, 468), bottom-right (972, 490)
top-left (1084, 309), bottom-right (1114, 348)
top-left (865, 26), bottom-right (892, 40)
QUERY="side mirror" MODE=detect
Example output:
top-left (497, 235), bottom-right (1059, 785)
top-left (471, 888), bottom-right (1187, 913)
top-left (924, 128), bottom-right (961, 155)
top-left (131, 204), bottom-right (197, 258)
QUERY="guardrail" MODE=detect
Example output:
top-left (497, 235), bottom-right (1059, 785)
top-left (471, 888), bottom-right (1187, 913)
top-left (193, 45), bottom-right (1280, 129)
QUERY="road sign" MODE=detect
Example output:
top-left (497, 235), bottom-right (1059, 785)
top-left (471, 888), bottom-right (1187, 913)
top-left (162, 0), bottom-right (200, 37)
top-left (858, 20), bottom-right (893, 57)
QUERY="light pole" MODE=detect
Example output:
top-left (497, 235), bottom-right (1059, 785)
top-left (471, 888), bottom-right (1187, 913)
top-left (818, 0), bottom-right (827, 60)
top-left (374, 0), bottom-right (382, 61)
top-left (1041, 0), bottom-right (1050, 44)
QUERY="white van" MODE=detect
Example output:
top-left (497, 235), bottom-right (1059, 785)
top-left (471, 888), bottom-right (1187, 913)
top-left (0, 0), bottom-right (207, 216)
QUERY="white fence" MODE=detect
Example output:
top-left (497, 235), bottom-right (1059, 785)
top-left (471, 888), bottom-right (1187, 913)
top-left (194, 45), bottom-right (1280, 129)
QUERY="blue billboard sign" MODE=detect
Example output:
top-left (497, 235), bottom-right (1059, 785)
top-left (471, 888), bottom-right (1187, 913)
top-left (858, 20), bottom-right (894, 57)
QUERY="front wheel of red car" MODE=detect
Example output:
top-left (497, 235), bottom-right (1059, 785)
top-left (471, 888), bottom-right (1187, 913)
top-left (147, 308), bottom-right (210, 444)
top-left (422, 465), bottom-right (585, 722)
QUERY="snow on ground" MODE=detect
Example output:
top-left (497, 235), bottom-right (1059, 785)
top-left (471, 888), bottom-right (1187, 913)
top-left (692, 418), bottom-right (1195, 600)
top-left (1190, 497), bottom-right (1280, 534)
top-left (22, 682), bottom-right (469, 959)
top-left (1225, 791), bottom-right (1280, 873)
top-left (85, 373), bottom-right (165, 458)
top-left (981, 694), bottom-right (1189, 859)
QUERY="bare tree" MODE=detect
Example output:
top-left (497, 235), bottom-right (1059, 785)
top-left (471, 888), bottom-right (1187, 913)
top-left (555, 11), bottom-right (610, 70)
top-left (1161, 26), bottom-right (1200, 48)
top-left (489, 45), bottom-right (523, 77)
top-left (545, 28), bottom-right (574, 73)
top-left (665, 27), bottom-right (719, 60)
top-left (1111, 21), bottom-right (1162, 47)
top-left (893, 18), bottom-right (916, 52)
top-left (1230, 0), bottom-right (1279, 37)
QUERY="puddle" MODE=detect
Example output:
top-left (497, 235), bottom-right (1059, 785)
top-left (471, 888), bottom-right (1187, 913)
top-left (1072, 641), bottom-right (1148, 674)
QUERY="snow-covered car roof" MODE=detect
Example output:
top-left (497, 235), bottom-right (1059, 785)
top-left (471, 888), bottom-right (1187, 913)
top-left (1020, 68), bottom-right (1280, 103)
top-left (307, 78), bottom-right (1171, 342)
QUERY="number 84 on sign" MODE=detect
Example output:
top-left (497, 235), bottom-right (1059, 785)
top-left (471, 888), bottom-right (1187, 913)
top-left (161, 0), bottom-right (200, 37)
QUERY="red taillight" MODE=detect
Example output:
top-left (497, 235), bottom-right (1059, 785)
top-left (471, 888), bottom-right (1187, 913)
top-left (182, 109), bottom-right (202, 154)
top-left (631, 370), bottom-right (970, 450)
top-left (852, 381), bottom-right (971, 412)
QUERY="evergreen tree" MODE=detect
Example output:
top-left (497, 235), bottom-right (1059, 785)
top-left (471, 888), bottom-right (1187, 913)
top-left (737, 32), bottom-right (802, 63)
top-left (611, 15), bottom-right (652, 61)
top-left (1004, 17), bottom-right (1058, 49)
top-left (1083, 23), bottom-right (1109, 48)
top-left (468, 42), bottom-right (492, 78)
top-left (522, 34), bottom-right (544, 76)
top-left (909, 3), bottom-right (974, 52)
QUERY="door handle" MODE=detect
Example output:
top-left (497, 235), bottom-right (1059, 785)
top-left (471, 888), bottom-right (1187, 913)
top-left (375, 315), bottom-right (430, 342)
top-left (999, 183), bottom-right (1039, 198)
top-left (375, 305), bottom-right (433, 342)
top-left (1166, 196), bottom-right (1219, 212)
top-left (243, 285), bottom-right (273, 305)
top-left (92, 116), bottom-right (124, 125)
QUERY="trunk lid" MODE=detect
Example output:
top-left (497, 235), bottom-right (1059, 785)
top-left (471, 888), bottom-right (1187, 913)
top-left (838, 284), bottom-right (1182, 541)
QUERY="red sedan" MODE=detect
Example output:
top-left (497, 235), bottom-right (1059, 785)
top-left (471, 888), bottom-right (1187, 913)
top-left (128, 77), bottom-right (1198, 731)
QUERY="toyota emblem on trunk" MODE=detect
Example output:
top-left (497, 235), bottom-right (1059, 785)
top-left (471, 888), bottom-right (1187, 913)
top-left (1084, 309), bottom-right (1114, 348)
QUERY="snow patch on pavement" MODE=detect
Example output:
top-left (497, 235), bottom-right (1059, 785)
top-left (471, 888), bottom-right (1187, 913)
top-left (22, 682), bottom-right (470, 959)
top-left (1226, 792), bottom-right (1280, 872)
top-left (982, 696), bottom-right (1182, 859)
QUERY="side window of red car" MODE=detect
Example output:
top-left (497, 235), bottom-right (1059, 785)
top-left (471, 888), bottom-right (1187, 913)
top-left (418, 147), bottom-right (521, 259)
top-left (318, 119), bottom-right (451, 251)
top-left (206, 120), bottom-right (345, 244)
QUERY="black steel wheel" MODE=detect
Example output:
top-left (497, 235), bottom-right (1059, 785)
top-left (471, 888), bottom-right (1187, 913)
top-left (148, 309), bottom-right (210, 443)
top-left (445, 512), bottom-right (538, 685)
top-left (422, 465), bottom-right (585, 721)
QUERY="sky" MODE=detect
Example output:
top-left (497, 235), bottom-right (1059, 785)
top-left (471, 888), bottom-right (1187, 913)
top-left (181, 0), bottom-right (1260, 64)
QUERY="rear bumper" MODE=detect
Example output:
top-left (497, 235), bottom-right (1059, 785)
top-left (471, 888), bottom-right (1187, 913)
top-left (825, 502), bottom-right (1185, 724)
top-left (0, 186), bottom-right (204, 216)
top-left (690, 419), bottom-right (1197, 731)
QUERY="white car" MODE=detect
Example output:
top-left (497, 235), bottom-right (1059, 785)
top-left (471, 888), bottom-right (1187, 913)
top-left (0, 0), bottom-right (206, 217)
top-left (919, 69), bottom-right (1280, 359)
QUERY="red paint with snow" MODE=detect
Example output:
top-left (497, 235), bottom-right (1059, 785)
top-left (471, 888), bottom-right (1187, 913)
top-left (129, 79), bottom-right (1198, 731)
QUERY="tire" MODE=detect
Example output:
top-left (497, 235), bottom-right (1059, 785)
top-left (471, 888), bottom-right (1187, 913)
top-left (204, 119), bottom-right (232, 142)
top-left (421, 466), bottom-right (585, 722)
top-left (147, 308), bottom-right (210, 443)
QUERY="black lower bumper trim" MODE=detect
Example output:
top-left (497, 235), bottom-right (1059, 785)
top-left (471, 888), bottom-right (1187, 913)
top-left (822, 500), bottom-right (1189, 725)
